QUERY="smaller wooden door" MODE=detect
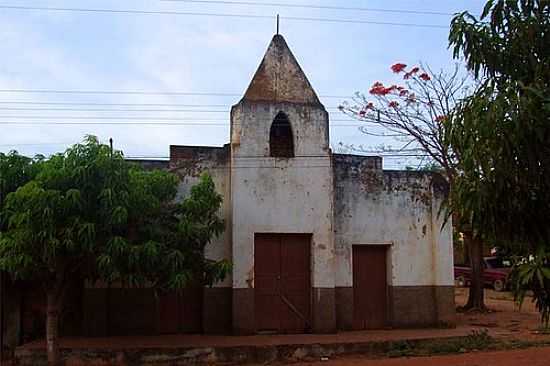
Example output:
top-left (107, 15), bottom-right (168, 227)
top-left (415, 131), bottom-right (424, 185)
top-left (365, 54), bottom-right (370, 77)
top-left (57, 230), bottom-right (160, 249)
top-left (353, 245), bottom-right (388, 329)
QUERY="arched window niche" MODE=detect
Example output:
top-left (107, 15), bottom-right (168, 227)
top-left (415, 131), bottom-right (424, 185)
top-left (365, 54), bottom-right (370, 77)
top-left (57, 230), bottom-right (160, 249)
top-left (269, 112), bottom-right (294, 158)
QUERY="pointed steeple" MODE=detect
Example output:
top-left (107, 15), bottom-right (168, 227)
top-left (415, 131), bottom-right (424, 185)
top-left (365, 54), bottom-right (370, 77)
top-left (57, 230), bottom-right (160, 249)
top-left (242, 34), bottom-right (322, 106)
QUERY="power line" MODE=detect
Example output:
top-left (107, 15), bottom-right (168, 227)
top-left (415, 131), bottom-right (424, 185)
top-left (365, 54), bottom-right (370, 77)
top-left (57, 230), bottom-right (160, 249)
top-left (129, 154), bottom-right (428, 159)
top-left (0, 106), bottom-right (227, 112)
top-left (0, 142), bottom-right (71, 147)
top-left (0, 142), bottom-right (425, 156)
top-left (0, 89), bottom-right (349, 99)
top-left (0, 89), bottom-right (240, 97)
top-left (0, 116), bottom-right (358, 121)
top-left (0, 122), bottom-right (371, 127)
top-left (0, 101), bottom-right (229, 108)
top-left (0, 121), bottom-right (402, 136)
top-left (0, 5), bottom-right (449, 29)
top-left (0, 107), bottom-right (343, 112)
top-left (162, 0), bottom-right (455, 16)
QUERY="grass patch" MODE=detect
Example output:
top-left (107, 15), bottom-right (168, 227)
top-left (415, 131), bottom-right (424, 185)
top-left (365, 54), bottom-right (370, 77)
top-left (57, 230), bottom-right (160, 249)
top-left (386, 330), bottom-right (494, 358)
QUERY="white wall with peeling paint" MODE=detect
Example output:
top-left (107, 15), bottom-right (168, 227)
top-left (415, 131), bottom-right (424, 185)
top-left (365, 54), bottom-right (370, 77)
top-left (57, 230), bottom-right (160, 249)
top-left (230, 102), bottom-right (335, 289)
top-left (333, 160), bottom-right (454, 288)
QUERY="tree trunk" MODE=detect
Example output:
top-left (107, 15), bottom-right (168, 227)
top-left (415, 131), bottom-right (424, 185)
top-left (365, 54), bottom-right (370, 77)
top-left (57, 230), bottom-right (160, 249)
top-left (46, 291), bottom-right (60, 366)
top-left (462, 236), bottom-right (470, 265)
top-left (464, 231), bottom-right (486, 310)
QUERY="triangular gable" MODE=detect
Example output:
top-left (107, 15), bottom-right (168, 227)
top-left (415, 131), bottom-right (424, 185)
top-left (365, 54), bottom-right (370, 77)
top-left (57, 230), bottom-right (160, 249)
top-left (242, 34), bottom-right (322, 105)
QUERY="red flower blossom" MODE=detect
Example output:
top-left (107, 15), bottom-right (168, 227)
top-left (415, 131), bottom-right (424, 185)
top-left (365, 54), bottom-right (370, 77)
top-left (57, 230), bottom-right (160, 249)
top-left (419, 73), bottom-right (431, 81)
top-left (388, 101), bottom-right (399, 108)
top-left (370, 85), bottom-right (390, 96)
top-left (391, 63), bottom-right (407, 73)
top-left (366, 102), bottom-right (375, 110)
top-left (410, 66), bottom-right (420, 74)
top-left (372, 81), bottom-right (384, 88)
top-left (399, 89), bottom-right (409, 97)
top-left (359, 110), bottom-right (366, 116)
top-left (403, 72), bottom-right (412, 80)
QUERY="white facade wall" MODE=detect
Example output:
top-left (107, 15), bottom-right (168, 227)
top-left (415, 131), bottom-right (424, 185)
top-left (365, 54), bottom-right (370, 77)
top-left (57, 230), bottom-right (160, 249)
top-left (229, 102), bottom-right (334, 289)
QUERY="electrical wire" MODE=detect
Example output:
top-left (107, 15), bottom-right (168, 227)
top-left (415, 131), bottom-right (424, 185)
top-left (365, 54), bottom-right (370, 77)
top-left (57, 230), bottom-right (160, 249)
top-left (0, 107), bottom-right (343, 112)
top-left (0, 5), bottom-right (449, 29)
top-left (161, 0), bottom-right (455, 16)
top-left (0, 116), bottom-right (361, 122)
top-left (0, 89), bottom-right (349, 99)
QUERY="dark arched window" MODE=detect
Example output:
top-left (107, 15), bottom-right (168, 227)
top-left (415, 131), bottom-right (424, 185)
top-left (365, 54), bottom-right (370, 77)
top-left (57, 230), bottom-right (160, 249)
top-left (269, 112), bottom-right (294, 158)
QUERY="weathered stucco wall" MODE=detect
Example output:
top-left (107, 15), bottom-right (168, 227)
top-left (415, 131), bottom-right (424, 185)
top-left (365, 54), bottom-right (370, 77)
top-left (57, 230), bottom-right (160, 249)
top-left (170, 145), bottom-right (232, 288)
top-left (230, 101), bottom-right (335, 333)
top-left (333, 154), bottom-right (455, 327)
top-left (333, 154), bottom-right (453, 287)
top-left (230, 102), bottom-right (333, 288)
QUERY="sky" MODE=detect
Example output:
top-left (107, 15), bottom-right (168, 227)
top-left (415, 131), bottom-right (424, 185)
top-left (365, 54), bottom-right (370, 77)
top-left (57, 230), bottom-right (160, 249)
top-left (0, 0), bottom-right (485, 169)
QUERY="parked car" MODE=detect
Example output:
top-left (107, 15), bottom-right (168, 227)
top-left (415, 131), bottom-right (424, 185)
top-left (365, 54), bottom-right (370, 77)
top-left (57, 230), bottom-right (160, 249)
top-left (454, 256), bottom-right (512, 292)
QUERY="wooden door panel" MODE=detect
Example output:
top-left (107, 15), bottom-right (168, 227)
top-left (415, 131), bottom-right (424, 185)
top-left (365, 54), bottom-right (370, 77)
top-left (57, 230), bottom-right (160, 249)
top-left (353, 246), bottom-right (388, 330)
top-left (255, 234), bottom-right (282, 331)
top-left (255, 233), bottom-right (311, 333)
top-left (280, 235), bottom-right (310, 333)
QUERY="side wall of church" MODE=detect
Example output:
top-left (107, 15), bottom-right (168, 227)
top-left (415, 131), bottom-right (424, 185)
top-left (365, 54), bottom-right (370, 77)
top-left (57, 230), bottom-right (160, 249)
top-left (333, 154), bottom-right (455, 329)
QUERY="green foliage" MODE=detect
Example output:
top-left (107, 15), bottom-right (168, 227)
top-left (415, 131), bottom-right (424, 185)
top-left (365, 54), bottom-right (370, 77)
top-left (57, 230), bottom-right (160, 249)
top-left (449, 0), bottom-right (550, 322)
top-left (0, 136), bottom-right (229, 292)
top-left (386, 330), bottom-right (493, 358)
top-left (449, 0), bottom-right (550, 248)
top-left (510, 249), bottom-right (550, 327)
top-left (98, 172), bottom-right (230, 290)
top-left (0, 151), bottom-right (42, 229)
top-left (450, 0), bottom-right (549, 82)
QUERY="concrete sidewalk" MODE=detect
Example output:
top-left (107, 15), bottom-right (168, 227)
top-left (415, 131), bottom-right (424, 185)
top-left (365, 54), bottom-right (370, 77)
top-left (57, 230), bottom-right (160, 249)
top-left (15, 326), bottom-right (486, 365)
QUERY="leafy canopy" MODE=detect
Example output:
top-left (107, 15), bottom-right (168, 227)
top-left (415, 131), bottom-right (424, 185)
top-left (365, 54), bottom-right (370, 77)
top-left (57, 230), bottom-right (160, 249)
top-left (449, 0), bottom-right (550, 323)
top-left (0, 136), bottom-right (229, 293)
top-left (449, 0), bottom-right (550, 247)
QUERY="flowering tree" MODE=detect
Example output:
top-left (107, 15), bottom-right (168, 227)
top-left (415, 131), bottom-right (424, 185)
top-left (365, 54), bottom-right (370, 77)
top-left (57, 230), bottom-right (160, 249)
top-left (339, 64), bottom-right (488, 310)
top-left (339, 63), bottom-right (471, 180)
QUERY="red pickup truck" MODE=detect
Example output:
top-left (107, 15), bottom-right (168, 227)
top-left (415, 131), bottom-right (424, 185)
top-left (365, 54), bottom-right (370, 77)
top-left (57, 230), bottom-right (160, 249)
top-left (454, 256), bottom-right (511, 292)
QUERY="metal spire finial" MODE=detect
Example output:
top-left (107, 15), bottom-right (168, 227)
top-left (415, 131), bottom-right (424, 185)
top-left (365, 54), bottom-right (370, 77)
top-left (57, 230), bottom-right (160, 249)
top-left (276, 14), bottom-right (280, 35)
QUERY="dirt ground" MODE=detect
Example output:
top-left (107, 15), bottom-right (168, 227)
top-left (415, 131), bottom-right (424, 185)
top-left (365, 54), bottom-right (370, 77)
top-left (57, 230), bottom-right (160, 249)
top-left (293, 288), bottom-right (550, 366)
top-left (454, 287), bottom-right (547, 341)
top-left (293, 347), bottom-right (550, 366)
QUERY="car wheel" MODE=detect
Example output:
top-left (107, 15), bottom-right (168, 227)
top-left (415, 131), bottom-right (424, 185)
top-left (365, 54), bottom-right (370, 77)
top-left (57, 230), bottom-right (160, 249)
top-left (493, 279), bottom-right (505, 292)
top-left (456, 276), bottom-right (466, 287)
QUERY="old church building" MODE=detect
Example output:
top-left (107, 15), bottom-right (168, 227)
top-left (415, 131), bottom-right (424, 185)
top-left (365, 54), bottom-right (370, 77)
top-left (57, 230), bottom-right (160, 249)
top-left (3, 34), bottom-right (455, 347)
top-left (168, 34), bottom-right (455, 334)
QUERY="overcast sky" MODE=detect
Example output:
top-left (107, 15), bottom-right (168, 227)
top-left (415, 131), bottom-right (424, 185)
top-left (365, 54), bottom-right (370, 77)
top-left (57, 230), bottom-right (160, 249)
top-left (0, 0), bottom-right (484, 168)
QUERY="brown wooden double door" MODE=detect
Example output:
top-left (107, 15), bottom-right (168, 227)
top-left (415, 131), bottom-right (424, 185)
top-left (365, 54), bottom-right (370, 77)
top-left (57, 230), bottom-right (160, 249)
top-left (158, 287), bottom-right (203, 334)
top-left (353, 245), bottom-right (388, 330)
top-left (254, 234), bottom-right (311, 333)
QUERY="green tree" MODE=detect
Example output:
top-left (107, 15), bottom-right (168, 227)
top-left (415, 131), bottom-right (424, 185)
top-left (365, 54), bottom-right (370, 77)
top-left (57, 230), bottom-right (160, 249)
top-left (449, 0), bottom-right (550, 312)
top-left (0, 137), bottom-right (229, 365)
top-left (0, 151), bottom-right (42, 228)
